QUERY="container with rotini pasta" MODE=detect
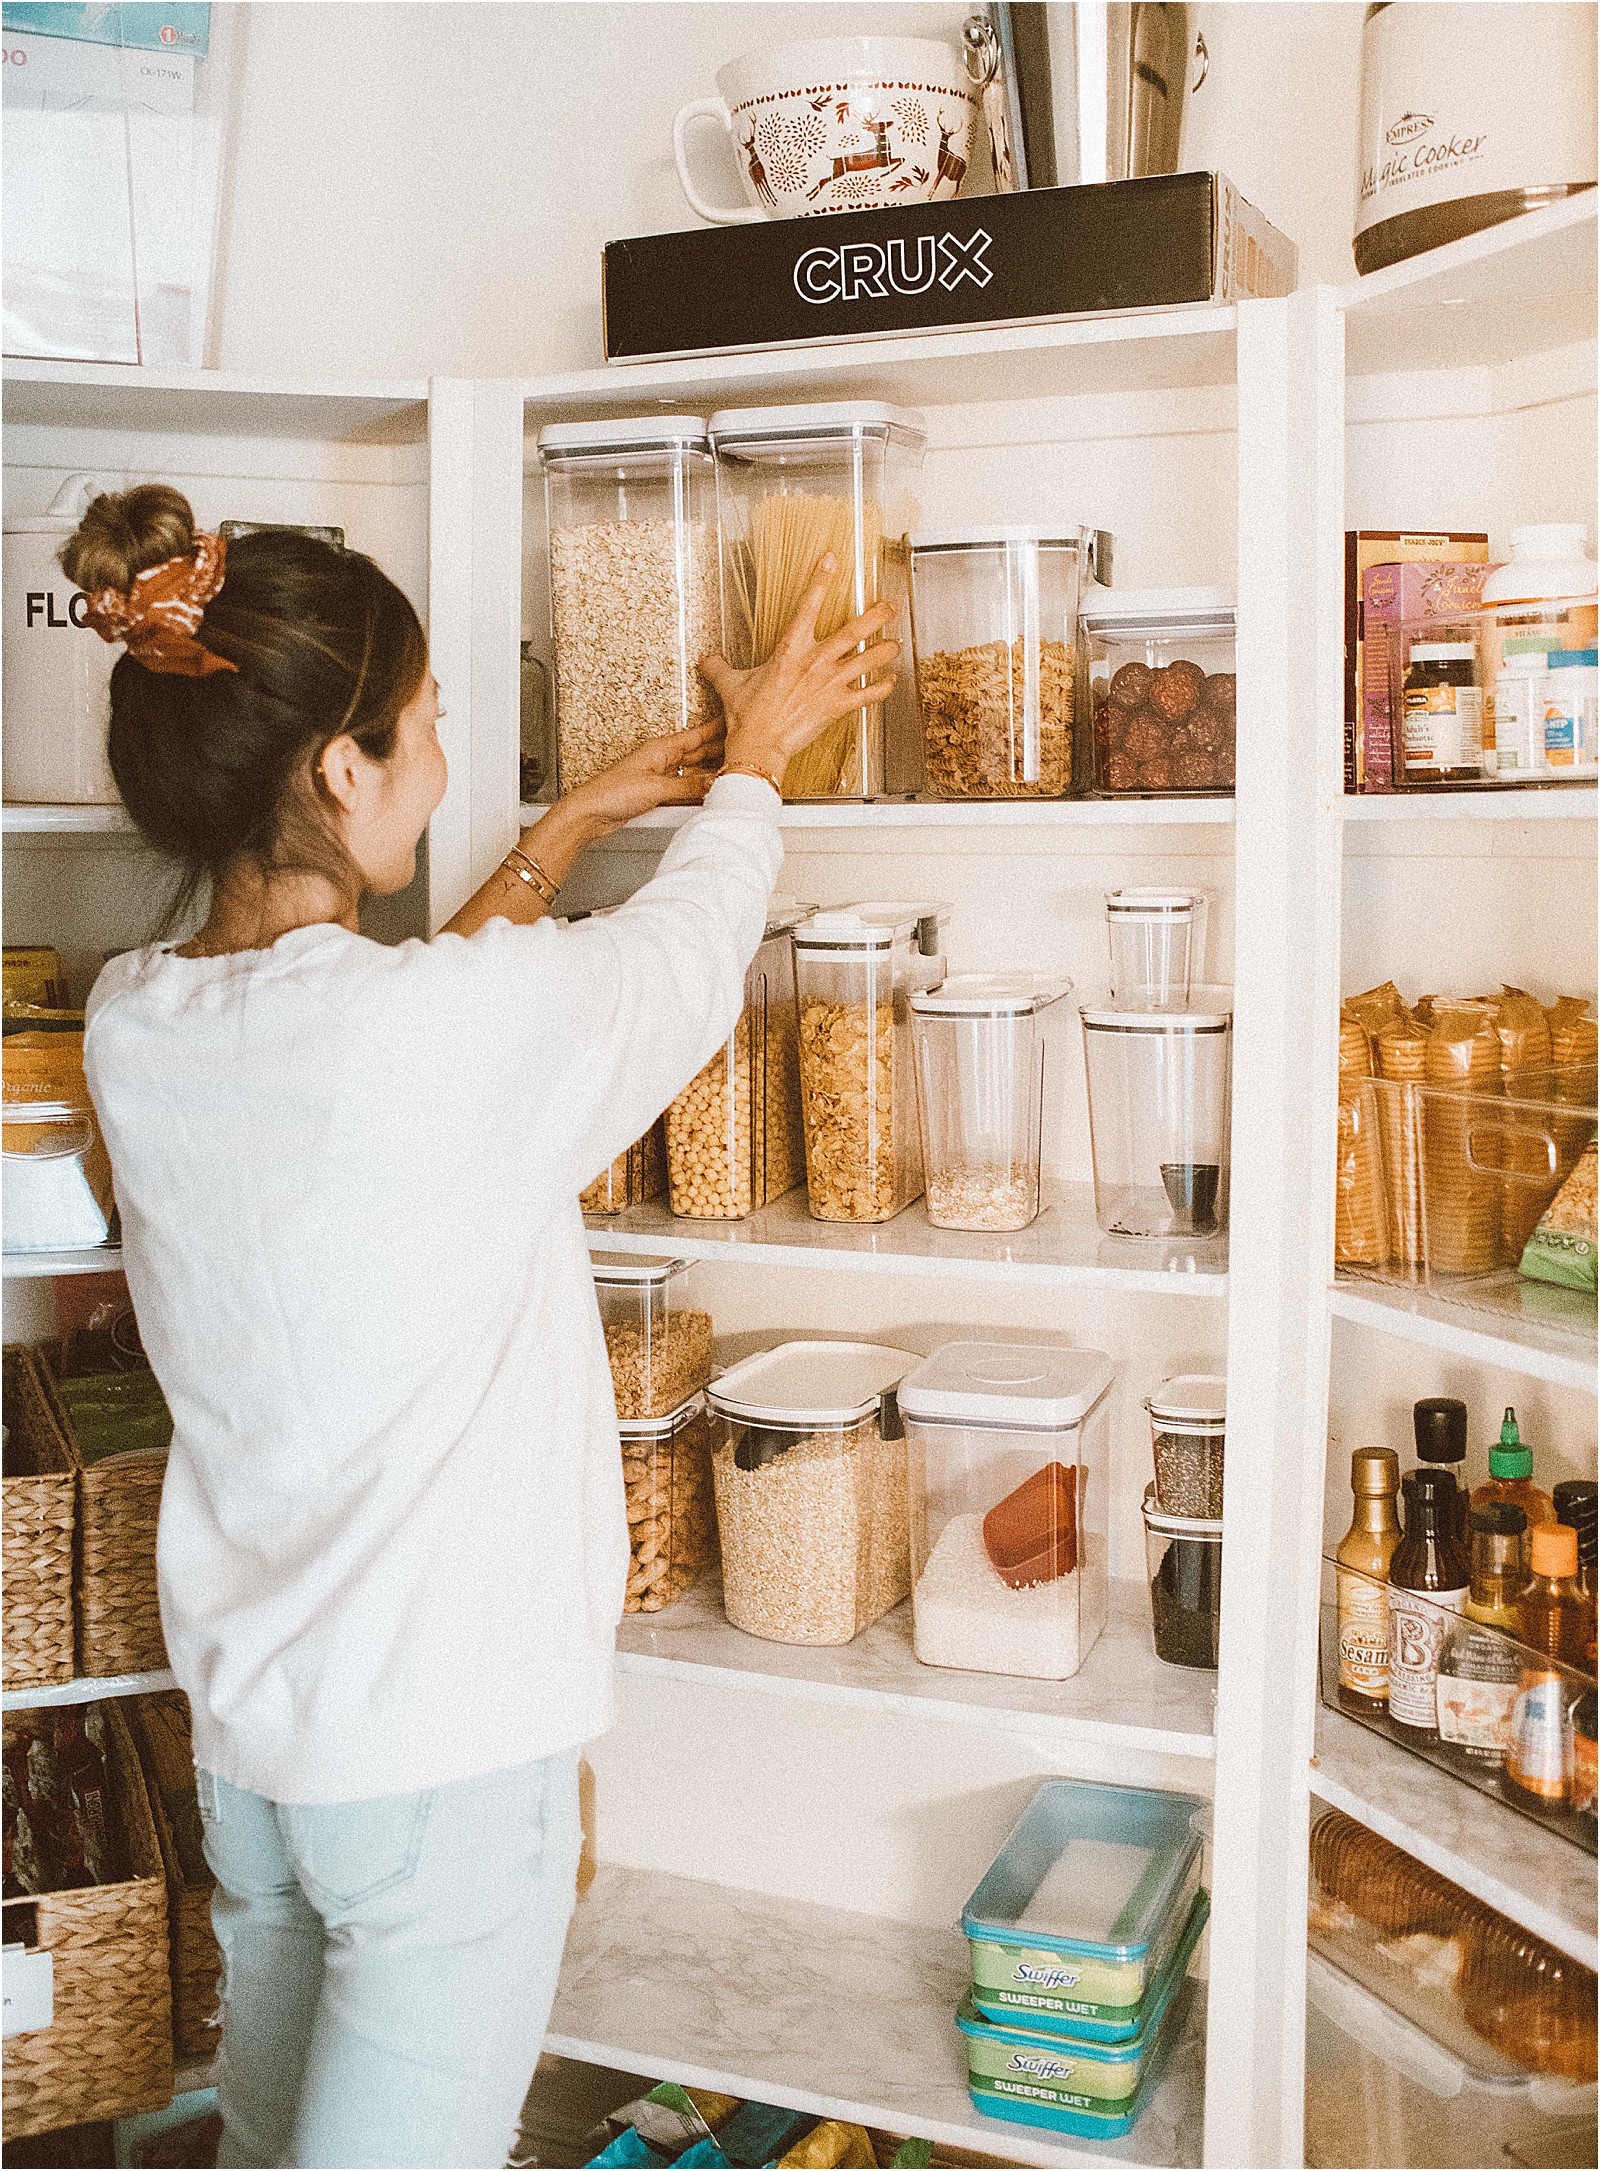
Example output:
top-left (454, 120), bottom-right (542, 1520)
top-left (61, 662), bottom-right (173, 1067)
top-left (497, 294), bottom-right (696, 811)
top-left (792, 904), bottom-right (948, 1223)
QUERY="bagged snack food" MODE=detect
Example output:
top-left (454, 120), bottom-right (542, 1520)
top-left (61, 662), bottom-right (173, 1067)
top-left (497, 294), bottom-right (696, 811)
top-left (1519, 1136), bottom-right (1598, 1293)
top-left (1335, 1009), bottom-right (1386, 1266)
top-left (1422, 1000), bottom-right (1504, 1276)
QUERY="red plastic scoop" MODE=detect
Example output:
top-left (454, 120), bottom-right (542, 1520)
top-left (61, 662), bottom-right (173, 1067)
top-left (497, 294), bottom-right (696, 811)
top-left (983, 1462), bottom-right (1078, 1588)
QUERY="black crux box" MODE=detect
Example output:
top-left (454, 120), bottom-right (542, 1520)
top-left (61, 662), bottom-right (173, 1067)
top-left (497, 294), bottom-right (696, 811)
top-left (602, 170), bottom-right (1296, 364)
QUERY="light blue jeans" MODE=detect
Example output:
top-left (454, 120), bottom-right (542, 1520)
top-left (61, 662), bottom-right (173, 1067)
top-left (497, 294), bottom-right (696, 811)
top-left (197, 1750), bottom-right (582, 2170)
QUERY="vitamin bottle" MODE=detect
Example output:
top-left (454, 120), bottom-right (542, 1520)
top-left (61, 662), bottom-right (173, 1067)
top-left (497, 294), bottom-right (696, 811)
top-left (1436, 1505), bottom-right (1527, 1769)
top-left (1387, 1469), bottom-right (1471, 1738)
top-left (1336, 1447), bottom-right (1402, 1714)
top-left (1470, 1409), bottom-right (1554, 1570)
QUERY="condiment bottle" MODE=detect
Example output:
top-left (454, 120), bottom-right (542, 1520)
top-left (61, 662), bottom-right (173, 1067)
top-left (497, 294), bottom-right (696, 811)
top-left (1552, 1476), bottom-right (1598, 1671)
top-left (1413, 1396), bottom-right (1469, 1542)
top-left (1517, 1523), bottom-right (1590, 1667)
top-left (1469, 1409), bottom-right (1554, 1570)
top-left (1387, 1469), bottom-right (1471, 1738)
top-left (1435, 1506), bottom-right (1527, 1769)
top-left (1572, 1690), bottom-right (1597, 1823)
top-left (1507, 1663), bottom-right (1575, 1805)
top-left (1336, 1446), bottom-right (1402, 1714)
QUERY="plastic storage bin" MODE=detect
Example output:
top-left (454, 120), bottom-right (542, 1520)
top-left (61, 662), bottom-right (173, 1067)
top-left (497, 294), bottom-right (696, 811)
top-left (1105, 889), bottom-right (1208, 1011)
top-left (899, 1341), bottom-right (1112, 1681)
top-left (1146, 1374), bottom-right (1226, 1520)
top-left (961, 1779), bottom-right (1208, 2034)
top-left (1083, 587), bottom-right (1236, 797)
top-left (710, 402), bottom-right (925, 800)
top-left (538, 416), bottom-right (719, 792)
top-left (793, 904), bottom-right (948, 1223)
top-left (706, 1341), bottom-right (918, 1647)
top-left (908, 525), bottom-right (1089, 799)
top-left (579, 1121), bottom-right (667, 1215)
top-left (619, 1394), bottom-right (716, 1614)
top-left (591, 1255), bottom-right (713, 1420)
top-left (908, 975), bottom-right (1070, 1231)
top-left (1081, 1002), bottom-right (1233, 1238)
top-left (955, 1892), bottom-right (1208, 2141)
top-left (664, 898), bottom-right (811, 1220)
top-left (1481, 523), bottom-right (1599, 784)
top-left (1143, 1485), bottom-right (1223, 1669)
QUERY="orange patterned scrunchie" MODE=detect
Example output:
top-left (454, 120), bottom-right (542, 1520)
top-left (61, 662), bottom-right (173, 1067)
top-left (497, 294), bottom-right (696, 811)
top-left (82, 531), bottom-right (238, 678)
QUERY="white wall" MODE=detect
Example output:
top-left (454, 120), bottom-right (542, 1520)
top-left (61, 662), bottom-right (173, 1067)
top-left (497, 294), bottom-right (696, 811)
top-left (211, 0), bottom-right (1367, 379)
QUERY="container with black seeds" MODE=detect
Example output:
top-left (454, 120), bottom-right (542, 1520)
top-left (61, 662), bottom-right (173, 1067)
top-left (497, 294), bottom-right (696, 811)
top-left (1142, 1484), bottom-right (1223, 1670)
top-left (1146, 1372), bottom-right (1226, 1520)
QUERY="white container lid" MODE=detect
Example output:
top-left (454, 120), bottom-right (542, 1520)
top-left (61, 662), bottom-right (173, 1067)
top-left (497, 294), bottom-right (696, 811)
top-left (617, 1392), bottom-right (704, 1440)
top-left (1106, 888), bottom-right (1204, 919)
top-left (537, 415), bottom-right (710, 459)
top-left (4, 474), bottom-right (116, 535)
top-left (911, 523), bottom-right (1090, 553)
top-left (764, 894), bottom-right (816, 938)
top-left (710, 400), bottom-right (926, 449)
top-left (794, 902), bottom-right (949, 951)
top-left (1142, 1481), bottom-right (1223, 1539)
top-left (898, 1341), bottom-right (1114, 1429)
top-left (707, 1340), bottom-right (920, 1427)
top-left (590, 1252), bottom-right (693, 1288)
top-left (1080, 584), bottom-right (1235, 634)
top-left (910, 972), bottom-right (1071, 1018)
top-left (1081, 1002), bottom-right (1232, 1032)
top-left (1481, 524), bottom-right (1597, 606)
top-left (1146, 1374), bottom-right (1227, 1433)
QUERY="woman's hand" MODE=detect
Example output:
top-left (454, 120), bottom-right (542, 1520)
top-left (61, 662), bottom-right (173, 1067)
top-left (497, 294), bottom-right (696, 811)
top-left (548, 721), bottom-right (725, 845)
top-left (700, 555), bottom-right (899, 787)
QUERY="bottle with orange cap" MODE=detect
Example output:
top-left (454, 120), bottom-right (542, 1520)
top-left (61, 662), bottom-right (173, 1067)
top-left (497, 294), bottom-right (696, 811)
top-left (1506, 1522), bottom-right (1590, 1805)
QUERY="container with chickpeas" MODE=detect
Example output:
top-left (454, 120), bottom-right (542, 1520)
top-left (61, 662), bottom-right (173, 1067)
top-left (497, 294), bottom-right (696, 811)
top-left (1082, 588), bottom-right (1236, 798)
top-left (620, 1394), bottom-right (716, 1613)
top-left (665, 900), bottom-right (812, 1221)
top-left (592, 1254), bottom-right (713, 1419)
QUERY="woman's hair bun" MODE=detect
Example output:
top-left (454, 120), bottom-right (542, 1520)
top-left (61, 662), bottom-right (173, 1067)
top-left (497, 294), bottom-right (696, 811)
top-left (59, 483), bottom-right (198, 596)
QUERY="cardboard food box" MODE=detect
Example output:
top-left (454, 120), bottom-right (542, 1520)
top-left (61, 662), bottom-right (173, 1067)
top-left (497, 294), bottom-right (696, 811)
top-left (602, 171), bottom-right (1295, 365)
top-left (1343, 530), bottom-right (1489, 790)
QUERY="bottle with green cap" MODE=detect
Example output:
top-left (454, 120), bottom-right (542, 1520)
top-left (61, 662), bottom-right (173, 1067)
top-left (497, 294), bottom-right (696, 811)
top-left (1469, 1407), bottom-right (1554, 1572)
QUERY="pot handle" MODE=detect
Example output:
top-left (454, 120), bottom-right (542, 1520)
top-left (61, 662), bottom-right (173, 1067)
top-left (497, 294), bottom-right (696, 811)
top-left (673, 97), bottom-right (767, 225)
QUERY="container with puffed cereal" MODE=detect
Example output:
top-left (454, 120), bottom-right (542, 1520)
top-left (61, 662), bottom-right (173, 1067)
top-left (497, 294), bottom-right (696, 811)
top-left (1082, 588), bottom-right (1236, 798)
top-left (792, 904), bottom-right (948, 1223)
top-left (620, 1394), bottom-right (716, 1613)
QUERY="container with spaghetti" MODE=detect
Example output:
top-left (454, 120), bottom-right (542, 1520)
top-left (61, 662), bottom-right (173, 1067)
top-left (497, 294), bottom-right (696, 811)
top-left (709, 403), bottom-right (925, 801)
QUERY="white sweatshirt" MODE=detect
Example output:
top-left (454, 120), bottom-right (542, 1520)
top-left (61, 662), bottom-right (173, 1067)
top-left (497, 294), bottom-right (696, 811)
top-left (84, 775), bottom-right (782, 1804)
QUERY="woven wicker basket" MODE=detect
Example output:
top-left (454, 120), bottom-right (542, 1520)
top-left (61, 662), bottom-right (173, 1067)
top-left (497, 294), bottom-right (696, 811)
top-left (2, 1347), bottom-right (77, 1691)
top-left (2, 1704), bottom-right (174, 2136)
top-left (129, 1693), bottom-right (221, 2066)
top-left (37, 1341), bottom-right (170, 1677)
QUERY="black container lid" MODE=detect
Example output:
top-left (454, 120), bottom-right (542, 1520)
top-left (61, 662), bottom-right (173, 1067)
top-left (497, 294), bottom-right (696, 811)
top-left (1413, 1397), bottom-right (1468, 1464)
top-left (1553, 1478), bottom-right (1599, 1567)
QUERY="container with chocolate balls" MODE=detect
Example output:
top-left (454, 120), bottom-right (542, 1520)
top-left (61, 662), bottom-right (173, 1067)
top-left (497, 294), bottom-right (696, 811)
top-left (1081, 588), bottom-right (1237, 798)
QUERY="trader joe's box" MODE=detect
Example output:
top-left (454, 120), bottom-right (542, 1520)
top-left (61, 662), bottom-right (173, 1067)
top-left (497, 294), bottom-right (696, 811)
top-left (602, 170), bottom-right (1295, 364)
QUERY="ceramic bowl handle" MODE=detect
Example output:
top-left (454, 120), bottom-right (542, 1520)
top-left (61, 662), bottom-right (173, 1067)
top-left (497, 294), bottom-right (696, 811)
top-left (673, 97), bottom-right (767, 224)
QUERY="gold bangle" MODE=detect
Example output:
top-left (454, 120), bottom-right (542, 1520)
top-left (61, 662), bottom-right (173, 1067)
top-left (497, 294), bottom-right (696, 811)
top-left (717, 762), bottom-right (784, 798)
top-left (503, 847), bottom-right (557, 904)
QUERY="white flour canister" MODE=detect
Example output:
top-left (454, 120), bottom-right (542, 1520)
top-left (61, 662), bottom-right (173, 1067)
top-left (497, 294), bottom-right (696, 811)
top-left (3, 475), bottom-right (121, 805)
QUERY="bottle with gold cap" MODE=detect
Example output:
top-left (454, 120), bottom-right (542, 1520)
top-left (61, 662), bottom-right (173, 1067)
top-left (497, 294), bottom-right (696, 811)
top-left (1336, 1446), bottom-right (1402, 1714)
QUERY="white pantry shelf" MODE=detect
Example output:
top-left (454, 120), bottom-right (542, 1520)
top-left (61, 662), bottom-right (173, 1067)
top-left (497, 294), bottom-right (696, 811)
top-left (1, 360), bottom-right (430, 444)
top-left (617, 1580), bottom-right (1214, 1762)
top-left (523, 799), bottom-right (1236, 834)
top-left (1328, 1279), bottom-right (1596, 1395)
top-left (4, 804), bottom-right (137, 835)
top-left (1312, 1708), bottom-right (1597, 1972)
top-left (549, 1863), bottom-right (1205, 2170)
top-left (586, 1184), bottom-right (1227, 1295)
top-left (1340, 789), bottom-right (1598, 824)
top-left (3, 1668), bottom-right (175, 1713)
top-left (3, 1246), bottom-right (125, 1281)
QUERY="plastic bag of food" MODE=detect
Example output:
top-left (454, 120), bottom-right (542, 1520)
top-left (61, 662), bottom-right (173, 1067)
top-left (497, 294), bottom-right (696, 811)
top-left (779, 2122), bottom-right (876, 2168)
top-left (1335, 1008), bottom-right (1386, 1266)
top-left (1519, 1137), bottom-right (1598, 1292)
top-left (1423, 1000), bottom-right (1504, 1275)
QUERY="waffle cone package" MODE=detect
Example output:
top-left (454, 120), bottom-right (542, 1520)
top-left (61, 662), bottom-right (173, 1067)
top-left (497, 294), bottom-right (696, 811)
top-left (1422, 1001), bottom-right (1505, 1277)
top-left (1335, 1010), bottom-right (1387, 1266)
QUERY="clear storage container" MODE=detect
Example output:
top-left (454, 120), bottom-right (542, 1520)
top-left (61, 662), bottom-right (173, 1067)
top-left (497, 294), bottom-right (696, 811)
top-left (1083, 587), bottom-right (1236, 797)
top-left (1146, 1374), bottom-right (1226, 1520)
top-left (538, 416), bottom-right (720, 792)
top-left (1105, 889), bottom-right (1208, 1012)
top-left (1, 1092), bottom-right (112, 1253)
top-left (706, 1340), bottom-right (919, 1646)
top-left (710, 402), bottom-right (925, 799)
top-left (1481, 524), bottom-right (1599, 784)
top-left (909, 975), bottom-right (1070, 1231)
top-left (620, 1393), bottom-right (716, 1615)
top-left (664, 898), bottom-right (812, 1221)
top-left (591, 1254), bottom-right (713, 1419)
top-left (793, 904), bottom-right (948, 1223)
top-left (1081, 1002), bottom-right (1233, 1238)
top-left (579, 1119), bottom-right (667, 1215)
top-left (1142, 1485), bottom-right (1222, 1669)
top-left (908, 525), bottom-right (1090, 799)
top-left (900, 1340), bottom-right (1112, 1680)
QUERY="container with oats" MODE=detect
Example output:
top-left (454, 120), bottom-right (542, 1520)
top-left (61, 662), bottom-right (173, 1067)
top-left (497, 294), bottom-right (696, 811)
top-left (909, 974), bottom-right (1072, 1231)
top-left (620, 1393), bottom-right (716, 1614)
top-left (706, 1340), bottom-right (919, 1647)
top-left (591, 1254), bottom-right (713, 1420)
top-left (792, 903), bottom-right (948, 1223)
top-left (665, 897), bottom-right (812, 1221)
top-left (909, 525), bottom-right (1095, 798)
top-left (538, 416), bottom-right (720, 793)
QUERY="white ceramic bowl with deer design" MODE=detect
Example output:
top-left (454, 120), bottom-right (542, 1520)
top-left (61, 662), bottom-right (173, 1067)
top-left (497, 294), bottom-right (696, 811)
top-left (673, 37), bottom-right (978, 225)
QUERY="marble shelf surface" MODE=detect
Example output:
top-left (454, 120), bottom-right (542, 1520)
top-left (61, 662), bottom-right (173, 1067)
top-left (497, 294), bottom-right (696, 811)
top-left (616, 1580), bottom-right (1215, 1760)
top-left (1312, 1708), bottom-right (1598, 1971)
top-left (548, 1864), bottom-right (1205, 2170)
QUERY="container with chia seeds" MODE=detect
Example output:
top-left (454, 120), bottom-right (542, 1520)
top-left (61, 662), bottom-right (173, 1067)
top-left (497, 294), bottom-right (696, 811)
top-left (1146, 1373), bottom-right (1226, 1519)
top-left (961, 1779), bottom-right (1207, 2038)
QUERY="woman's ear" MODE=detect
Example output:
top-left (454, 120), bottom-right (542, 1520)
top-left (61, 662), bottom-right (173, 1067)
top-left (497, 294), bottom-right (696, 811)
top-left (316, 732), bottom-right (366, 815)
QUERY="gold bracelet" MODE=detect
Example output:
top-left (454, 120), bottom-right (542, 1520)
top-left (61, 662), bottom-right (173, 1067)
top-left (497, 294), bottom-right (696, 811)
top-left (503, 847), bottom-right (558, 904)
top-left (717, 762), bottom-right (784, 798)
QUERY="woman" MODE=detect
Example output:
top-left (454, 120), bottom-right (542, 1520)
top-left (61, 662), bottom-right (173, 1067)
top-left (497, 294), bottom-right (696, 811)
top-left (67, 486), bottom-right (898, 2171)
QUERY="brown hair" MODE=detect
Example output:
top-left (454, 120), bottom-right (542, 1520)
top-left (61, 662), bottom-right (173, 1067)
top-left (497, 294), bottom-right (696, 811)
top-left (60, 486), bottom-right (428, 923)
